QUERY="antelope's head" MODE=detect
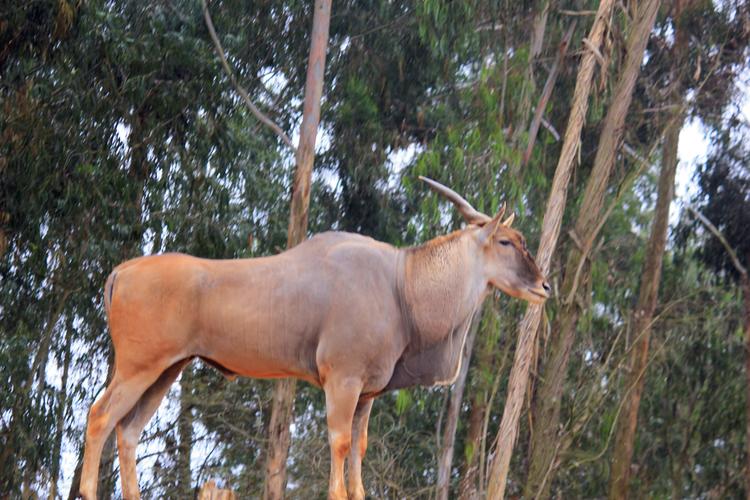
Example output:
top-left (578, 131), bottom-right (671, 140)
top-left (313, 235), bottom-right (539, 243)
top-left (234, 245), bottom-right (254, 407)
top-left (419, 176), bottom-right (550, 304)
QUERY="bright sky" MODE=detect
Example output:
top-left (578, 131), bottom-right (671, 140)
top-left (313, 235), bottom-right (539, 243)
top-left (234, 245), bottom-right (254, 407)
top-left (674, 72), bottom-right (750, 221)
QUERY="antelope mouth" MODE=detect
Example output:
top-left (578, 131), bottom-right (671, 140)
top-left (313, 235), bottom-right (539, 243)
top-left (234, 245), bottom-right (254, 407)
top-left (528, 287), bottom-right (550, 301)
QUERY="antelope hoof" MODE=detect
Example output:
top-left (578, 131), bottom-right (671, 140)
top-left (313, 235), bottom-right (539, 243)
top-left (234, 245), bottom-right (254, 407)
top-left (327, 489), bottom-right (348, 500)
top-left (348, 486), bottom-right (366, 500)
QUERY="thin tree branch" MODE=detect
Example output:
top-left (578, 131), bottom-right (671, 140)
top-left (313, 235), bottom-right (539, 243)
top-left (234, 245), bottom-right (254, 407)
top-left (558, 9), bottom-right (597, 16)
top-left (523, 22), bottom-right (576, 166)
top-left (201, 0), bottom-right (296, 152)
top-left (540, 117), bottom-right (561, 141)
top-left (687, 206), bottom-right (747, 276)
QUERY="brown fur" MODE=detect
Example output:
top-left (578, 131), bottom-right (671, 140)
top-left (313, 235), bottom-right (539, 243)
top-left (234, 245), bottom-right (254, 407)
top-left (198, 480), bottom-right (236, 500)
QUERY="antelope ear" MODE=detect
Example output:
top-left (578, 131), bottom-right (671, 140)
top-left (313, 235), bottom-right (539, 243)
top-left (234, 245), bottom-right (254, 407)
top-left (478, 205), bottom-right (506, 243)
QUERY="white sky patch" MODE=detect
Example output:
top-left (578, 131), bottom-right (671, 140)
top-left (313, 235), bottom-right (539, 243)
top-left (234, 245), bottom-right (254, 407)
top-left (388, 143), bottom-right (422, 188)
top-left (671, 68), bottom-right (750, 225)
top-left (674, 117), bottom-right (709, 204)
top-left (116, 121), bottom-right (130, 152)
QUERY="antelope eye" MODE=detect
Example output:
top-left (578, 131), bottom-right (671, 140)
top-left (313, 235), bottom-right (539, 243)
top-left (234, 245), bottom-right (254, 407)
top-left (498, 239), bottom-right (512, 246)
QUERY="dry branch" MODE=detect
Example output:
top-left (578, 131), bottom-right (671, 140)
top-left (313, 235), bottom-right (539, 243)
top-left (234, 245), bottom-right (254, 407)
top-left (687, 207), bottom-right (747, 277)
top-left (201, 0), bottom-right (296, 152)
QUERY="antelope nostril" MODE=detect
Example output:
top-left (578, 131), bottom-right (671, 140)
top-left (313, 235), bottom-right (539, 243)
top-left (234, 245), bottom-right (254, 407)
top-left (542, 281), bottom-right (551, 293)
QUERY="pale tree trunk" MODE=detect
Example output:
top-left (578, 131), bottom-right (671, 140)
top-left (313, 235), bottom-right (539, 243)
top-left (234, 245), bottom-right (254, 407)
top-left (512, 2), bottom-right (549, 146)
top-left (524, 1), bottom-right (662, 497)
top-left (459, 311), bottom-right (513, 500)
top-left (458, 324), bottom-right (493, 500)
top-left (436, 309), bottom-right (482, 500)
top-left (484, 1), bottom-right (616, 497)
top-left (263, 1), bottom-right (332, 498)
top-left (529, 2), bottom-right (549, 61)
top-left (608, 112), bottom-right (681, 500)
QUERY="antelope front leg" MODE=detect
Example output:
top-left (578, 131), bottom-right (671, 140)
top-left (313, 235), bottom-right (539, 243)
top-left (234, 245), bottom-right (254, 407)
top-left (348, 398), bottom-right (373, 500)
top-left (323, 376), bottom-right (363, 500)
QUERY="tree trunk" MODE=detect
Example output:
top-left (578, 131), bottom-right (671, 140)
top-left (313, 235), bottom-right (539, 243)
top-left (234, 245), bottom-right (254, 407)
top-left (178, 366), bottom-right (195, 498)
top-left (484, 1), bottom-right (616, 497)
top-left (459, 309), bottom-right (513, 500)
top-left (529, 2), bottom-right (550, 62)
top-left (49, 323), bottom-right (74, 500)
top-left (263, 1), bottom-right (331, 498)
top-left (524, 1), bottom-right (661, 497)
top-left (99, 110), bottom-right (152, 500)
top-left (0, 277), bottom-right (72, 494)
top-left (67, 459), bottom-right (83, 500)
top-left (0, 226), bottom-right (6, 259)
top-left (512, 2), bottom-right (549, 147)
top-left (743, 272), bottom-right (750, 498)
top-left (609, 0), bottom-right (690, 493)
top-left (436, 309), bottom-right (482, 500)
top-left (458, 390), bottom-right (486, 500)
top-left (98, 351), bottom-right (117, 500)
top-left (608, 96), bottom-right (684, 500)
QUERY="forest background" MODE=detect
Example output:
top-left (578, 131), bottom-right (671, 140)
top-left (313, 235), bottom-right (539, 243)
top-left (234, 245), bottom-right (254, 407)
top-left (2, 0), bottom-right (750, 498)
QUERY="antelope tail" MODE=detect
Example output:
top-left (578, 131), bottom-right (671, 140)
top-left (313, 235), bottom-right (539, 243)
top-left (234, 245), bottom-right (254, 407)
top-left (104, 270), bottom-right (118, 316)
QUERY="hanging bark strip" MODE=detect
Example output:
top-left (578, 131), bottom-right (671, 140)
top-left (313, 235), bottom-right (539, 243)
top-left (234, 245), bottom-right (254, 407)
top-left (484, 1), bottom-right (616, 497)
top-left (524, 1), bottom-right (662, 497)
top-left (263, 1), bottom-right (332, 498)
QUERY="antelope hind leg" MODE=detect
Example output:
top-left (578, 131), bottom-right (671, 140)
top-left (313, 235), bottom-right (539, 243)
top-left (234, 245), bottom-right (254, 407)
top-left (347, 398), bottom-right (373, 500)
top-left (79, 367), bottom-right (166, 500)
top-left (116, 358), bottom-right (193, 500)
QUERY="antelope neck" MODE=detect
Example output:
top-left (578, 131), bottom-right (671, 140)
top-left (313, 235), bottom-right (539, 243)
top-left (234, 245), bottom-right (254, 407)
top-left (400, 229), bottom-right (487, 347)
